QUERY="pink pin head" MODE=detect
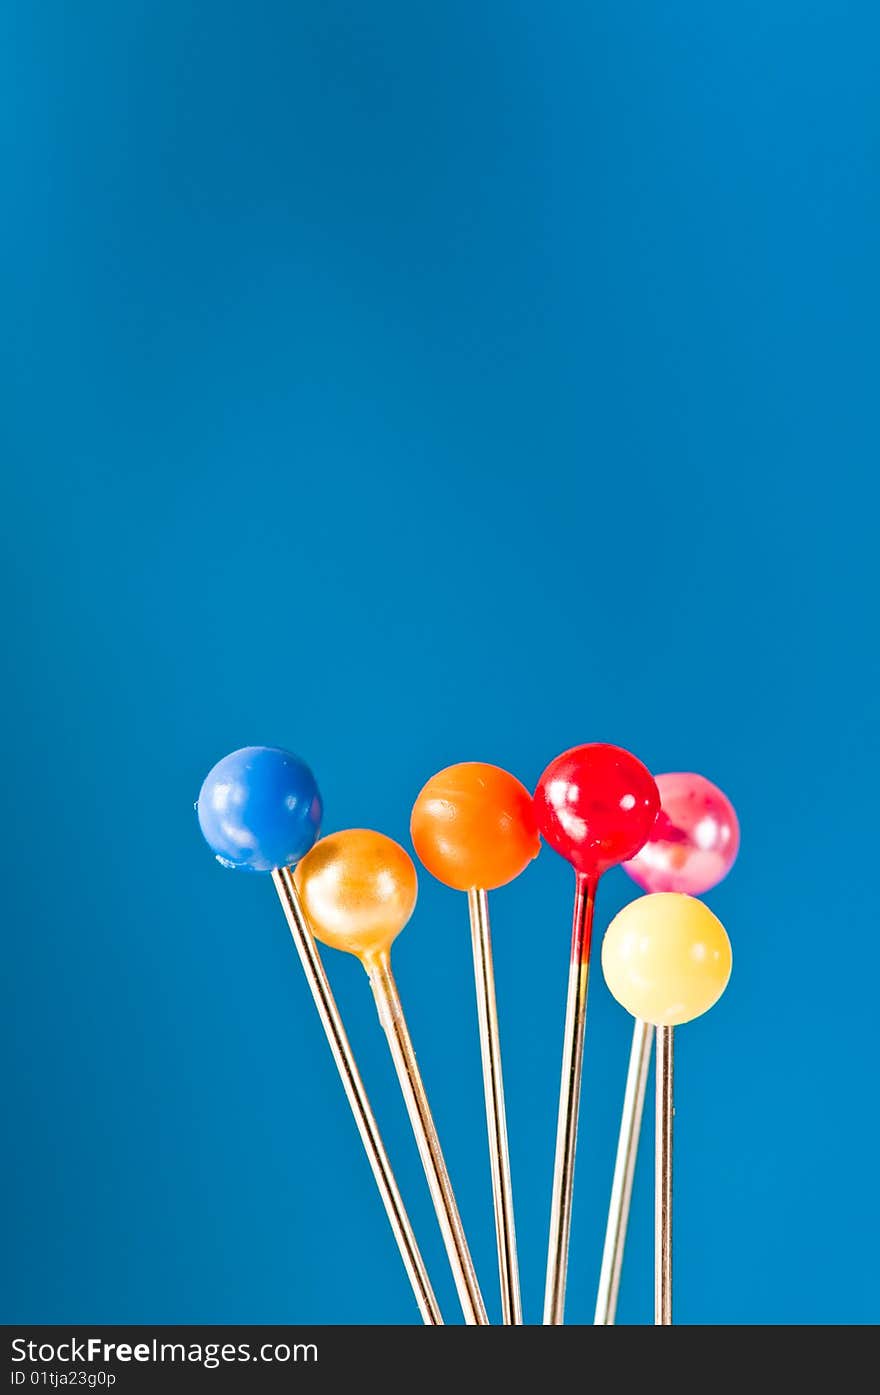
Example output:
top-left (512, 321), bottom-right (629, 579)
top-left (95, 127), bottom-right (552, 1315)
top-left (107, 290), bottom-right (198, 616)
top-left (622, 771), bottom-right (739, 895)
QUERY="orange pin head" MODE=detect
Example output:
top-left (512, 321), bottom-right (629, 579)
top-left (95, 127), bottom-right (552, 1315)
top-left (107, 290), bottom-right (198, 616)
top-left (410, 762), bottom-right (540, 892)
top-left (294, 829), bottom-right (417, 961)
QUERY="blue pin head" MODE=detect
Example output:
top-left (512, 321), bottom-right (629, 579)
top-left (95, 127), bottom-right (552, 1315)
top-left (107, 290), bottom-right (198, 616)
top-left (197, 746), bottom-right (322, 872)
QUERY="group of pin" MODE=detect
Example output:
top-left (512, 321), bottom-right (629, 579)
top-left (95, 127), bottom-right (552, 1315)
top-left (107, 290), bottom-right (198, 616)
top-left (197, 743), bottom-right (737, 1326)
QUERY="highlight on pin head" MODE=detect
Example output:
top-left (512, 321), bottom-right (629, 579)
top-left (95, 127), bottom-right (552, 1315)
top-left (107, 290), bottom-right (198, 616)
top-left (410, 762), bottom-right (540, 891)
top-left (197, 745), bottom-right (322, 873)
top-left (294, 829), bottom-right (418, 959)
top-left (600, 892), bottom-right (732, 1026)
top-left (622, 772), bottom-right (740, 896)
top-left (534, 743), bottom-right (660, 878)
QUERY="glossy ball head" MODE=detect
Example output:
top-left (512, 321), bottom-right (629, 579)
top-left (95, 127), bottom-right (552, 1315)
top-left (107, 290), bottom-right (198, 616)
top-left (197, 746), bottom-right (322, 873)
top-left (601, 893), bottom-right (732, 1027)
top-left (623, 772), bottom-right (740, 896)
top-left (410, 762), bottom-right (540, 891)
top-left (534, 743), bottom-right (660, 878)
top-left (294, 829), bottom-right (418, 960)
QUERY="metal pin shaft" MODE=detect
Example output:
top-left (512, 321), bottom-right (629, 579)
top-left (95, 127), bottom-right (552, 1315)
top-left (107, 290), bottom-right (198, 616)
top-left (655, 1024), bottom-right (673, 1326)
top-left (543, 874), bottom-right (595, 1324)
top-left (594, 1017), bottom-right (653, 1324)
top-left (272, 868), bottom-right (443, 1325)
top-left (467, 888), bottom-right (522, 1325)
top-left (367, 952), bottom-right (489, 1326)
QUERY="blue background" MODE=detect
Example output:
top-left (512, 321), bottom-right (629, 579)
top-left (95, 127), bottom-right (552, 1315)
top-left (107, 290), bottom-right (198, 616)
top-left (2, 2), bottom-right (877, 1325)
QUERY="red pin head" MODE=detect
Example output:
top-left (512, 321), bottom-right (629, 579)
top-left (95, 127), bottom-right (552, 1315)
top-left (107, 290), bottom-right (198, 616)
top-left (534, 743), bottom-right (660, 880)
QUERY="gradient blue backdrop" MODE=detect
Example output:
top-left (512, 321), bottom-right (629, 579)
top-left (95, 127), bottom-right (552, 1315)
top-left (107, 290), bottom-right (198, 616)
top-left (2, 2), bottom-right (877, 1325)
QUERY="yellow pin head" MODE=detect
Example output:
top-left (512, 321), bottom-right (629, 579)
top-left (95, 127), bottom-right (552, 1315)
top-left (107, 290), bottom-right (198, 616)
top-left (601, 892), bottom-right (732, 1027)
top-left (294, 828), bottom-right (418, 961)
